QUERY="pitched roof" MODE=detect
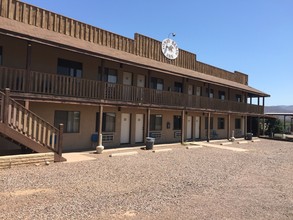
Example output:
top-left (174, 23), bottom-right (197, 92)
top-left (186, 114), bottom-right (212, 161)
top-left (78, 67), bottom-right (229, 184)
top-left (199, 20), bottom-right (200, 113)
top-left (0, 16), bottom-right (269, 97)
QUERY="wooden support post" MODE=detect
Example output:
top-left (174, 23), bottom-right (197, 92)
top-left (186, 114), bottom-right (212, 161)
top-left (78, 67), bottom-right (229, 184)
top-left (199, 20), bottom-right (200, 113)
top-left (98, 105), bottom-right (103, 147)
top-left (147, 108), bottom-right (150, 137)
top-left (25, 42), bottom-right (32, 92)
top-left (58, 123), bottom-right (64, 157)
top-left (207, 112), bottom-right (210, 142)
top-left (227, 113), bottom-right (231, 140)
top-left (244, 115), bottom-right (247, 137)
top-left (181, 110), bottom-right (185, 144)
top-left (257, 116), bottom-right (260, 137)
top-left (4, 88), bottom-right (10, 125)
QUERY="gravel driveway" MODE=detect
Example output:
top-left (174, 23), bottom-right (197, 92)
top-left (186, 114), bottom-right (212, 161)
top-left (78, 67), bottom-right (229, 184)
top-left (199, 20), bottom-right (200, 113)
top-left (0, 139), bottom-right (293, 219)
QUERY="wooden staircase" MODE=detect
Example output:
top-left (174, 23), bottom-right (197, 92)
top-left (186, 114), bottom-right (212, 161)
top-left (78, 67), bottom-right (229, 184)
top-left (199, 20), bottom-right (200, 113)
top-left (0, 89), bottom-right (65, 162)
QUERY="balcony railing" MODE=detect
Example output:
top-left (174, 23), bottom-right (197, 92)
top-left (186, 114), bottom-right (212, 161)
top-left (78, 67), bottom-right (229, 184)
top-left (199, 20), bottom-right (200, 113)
top-left (0, 66), bottom-right (264, 114)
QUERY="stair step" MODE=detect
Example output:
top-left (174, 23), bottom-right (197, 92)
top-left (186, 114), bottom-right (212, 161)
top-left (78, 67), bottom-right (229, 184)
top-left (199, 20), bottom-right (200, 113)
top-left (0, 152), bottom-right (54, 169)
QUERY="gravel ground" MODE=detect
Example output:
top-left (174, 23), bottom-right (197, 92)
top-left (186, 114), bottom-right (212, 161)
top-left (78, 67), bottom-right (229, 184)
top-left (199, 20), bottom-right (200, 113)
top-left (0, 139), bottom-right (293, 220)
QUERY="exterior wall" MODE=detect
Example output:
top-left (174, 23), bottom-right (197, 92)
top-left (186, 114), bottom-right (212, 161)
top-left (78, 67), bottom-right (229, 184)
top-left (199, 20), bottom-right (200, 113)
top-left (0, 35), bottom-right (27, 68)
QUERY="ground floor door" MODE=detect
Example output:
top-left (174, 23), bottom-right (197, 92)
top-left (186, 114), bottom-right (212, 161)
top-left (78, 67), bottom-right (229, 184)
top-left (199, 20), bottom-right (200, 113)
top-left (187, 116), bottom-right (192, 139)
top-left (135, 114), bottom-right (144, 143)
top-left (195, 116), bottom-right (200, 139)
top-left (121, 113), bottom-right (131, 144)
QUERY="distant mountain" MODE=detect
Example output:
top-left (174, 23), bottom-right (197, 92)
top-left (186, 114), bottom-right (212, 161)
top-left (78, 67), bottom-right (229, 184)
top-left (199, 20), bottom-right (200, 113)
top-left (265, 105), bottom-right (293, 113)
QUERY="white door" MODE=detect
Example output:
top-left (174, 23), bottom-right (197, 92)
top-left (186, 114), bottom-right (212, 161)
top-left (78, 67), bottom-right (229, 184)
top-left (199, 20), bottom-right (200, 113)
top-left (123, 72), bottom-right (132, 85)
top-left (195, 116), bottom-right (200, 139)
top-left (187, 116), bottom-right (192, 139)
top-left (188, 85), bottom-right (193, 95)
top-left (123, 72), bottom-right (132, 100)
top-left (196, 87), bottom-right (201, 96)
top-left (135, 114), bottom-right (144, 143)
top-left (137, 74), bottom-right (145, 87)
top-left (136, 74), bottom-right (145, 101)
top-left (120, 113), bottom-right (131, 144)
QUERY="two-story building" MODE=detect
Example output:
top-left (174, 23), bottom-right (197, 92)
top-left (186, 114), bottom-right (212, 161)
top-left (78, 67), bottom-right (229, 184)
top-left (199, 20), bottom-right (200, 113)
top-left (0, 0), bottom-right (269, 156)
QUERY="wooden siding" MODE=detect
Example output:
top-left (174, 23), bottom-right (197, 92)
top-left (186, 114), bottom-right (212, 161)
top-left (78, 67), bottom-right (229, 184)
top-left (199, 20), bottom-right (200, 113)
top-left (0, 0), bottom-right (248, 85)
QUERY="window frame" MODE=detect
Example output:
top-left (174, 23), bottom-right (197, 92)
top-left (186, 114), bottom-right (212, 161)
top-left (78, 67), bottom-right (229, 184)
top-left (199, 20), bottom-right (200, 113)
top-left (235, 118), bottom-right (241, 129)
top-left (150, 77), bottom-right (164, 91)
top-left (218, 117), bottom-right (225, 129)
top-left (174, 82), bottom-right (183, 93)
top-left (54, 110), bottom-right (80, 133)
top-left (57, 58), bottom-right (83, 78)
top-left (205, 117), bottom-right (214, 129)
top-left (173, 115), bottom-right (182, 130)
top-left (96, 112), bottom-right (116, 132)
top-left (150, 114), bottom-right (162, 131)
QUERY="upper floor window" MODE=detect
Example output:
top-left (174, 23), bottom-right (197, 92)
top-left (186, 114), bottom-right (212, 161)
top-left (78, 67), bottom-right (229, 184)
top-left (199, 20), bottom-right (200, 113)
top-left (54, 110), bottom-right (80, 133)
top-left (219, 91), bottom-right (225, 100)
top-left (209, 89), bottom-right (214, 98)
top-left (174, 82), bottom-right (183, 93)
top-left (150, 114), bottom-right (162, 131)
top-left (151, 77), bottom-right (164, 90)
top-left (57, 58), bottom-right (82, 77)
top-left (105, 68), bottom-right (117, 83)
top-left (173, 115), bottom-right (182, 130)
top-left (0, 46), bottom-right (3, 65)
top-left (236, 94), bottom-right (242, 102)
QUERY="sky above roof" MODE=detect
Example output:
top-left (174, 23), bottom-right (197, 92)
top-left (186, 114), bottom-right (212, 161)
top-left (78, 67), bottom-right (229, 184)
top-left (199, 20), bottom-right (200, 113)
top-left (22, 0), bottom-right (293, 106)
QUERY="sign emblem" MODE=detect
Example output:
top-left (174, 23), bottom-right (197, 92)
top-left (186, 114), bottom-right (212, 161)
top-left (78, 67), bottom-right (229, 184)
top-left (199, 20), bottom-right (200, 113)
top-left (161, 38), bottom-right (179, 60)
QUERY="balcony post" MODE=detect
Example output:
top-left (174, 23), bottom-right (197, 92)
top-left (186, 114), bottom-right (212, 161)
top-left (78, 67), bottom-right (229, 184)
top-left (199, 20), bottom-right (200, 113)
top-left (25, 41), bottom-right (32, 92)
top-left (58, 123), bottom-right (64, 157)
top-left (181, 110), bottom-right (185, 144)
top-left (146, 108), bottom-right (150, 137)
top-left (207, 112), bottom-right (210, 142)
top-left (227, 113), bottom-right (231, 140)
top-left (4, 88), bottom-right (10, 125)
top-left (98, 105), bottom-right (103, 147)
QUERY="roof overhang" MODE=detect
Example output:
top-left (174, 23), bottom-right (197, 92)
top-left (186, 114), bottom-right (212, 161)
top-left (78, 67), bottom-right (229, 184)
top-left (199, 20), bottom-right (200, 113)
top-left (0, 16), bottom-right (270, 97)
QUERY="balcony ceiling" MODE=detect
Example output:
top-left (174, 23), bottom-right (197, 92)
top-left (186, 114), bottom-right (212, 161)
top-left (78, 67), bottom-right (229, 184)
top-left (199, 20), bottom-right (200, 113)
top-left (0, 16), bottom-right (269, 97)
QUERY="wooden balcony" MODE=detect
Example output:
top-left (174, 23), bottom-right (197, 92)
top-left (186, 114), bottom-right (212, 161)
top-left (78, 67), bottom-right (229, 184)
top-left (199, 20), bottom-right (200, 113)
top-left (0, 66), bottom-right (264, 114)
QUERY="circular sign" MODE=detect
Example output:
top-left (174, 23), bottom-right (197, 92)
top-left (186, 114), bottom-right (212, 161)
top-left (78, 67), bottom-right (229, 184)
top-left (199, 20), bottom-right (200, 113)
top-left (161, 38), bottom-right (179, 60)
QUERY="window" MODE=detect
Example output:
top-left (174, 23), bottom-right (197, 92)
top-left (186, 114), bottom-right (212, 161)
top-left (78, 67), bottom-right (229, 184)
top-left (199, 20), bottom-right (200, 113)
top-left (174, 82), bottom-right (183, 93)
top-left (150, 77), bottom-right (164, 90)
top-left (205, 117), bottom-right (214, 129)
top-left (150, 114), bottom-right (162, 131)
top-left (235, 118), bottom-right (241, 129)
top-left (236, 94), bottom-right (242, 102)
top-left (57, 58), bottom-right (82, 77)
top-left (105, 68), bottom-right (117, 83)
top-left (173, 115), bottom-right (182, 130)
top-left (0, 46), bottom-right (2, 65)
top-left (96, 112), bottom-right (116, 132)
top-left (54, 111), bottom-right (80, 133)
top-left (218, 91), bottom-right (225, 100)
top-left (218, 117), bottom-right (225, 129)
top-left (206, 88), bottom-right (214, 98)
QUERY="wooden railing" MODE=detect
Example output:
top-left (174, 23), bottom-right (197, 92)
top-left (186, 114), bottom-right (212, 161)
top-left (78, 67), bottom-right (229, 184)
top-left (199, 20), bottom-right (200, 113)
top-left (0, 66), bottom-right (264, 114)
top-left (0, 89), bottom-right (63, 157)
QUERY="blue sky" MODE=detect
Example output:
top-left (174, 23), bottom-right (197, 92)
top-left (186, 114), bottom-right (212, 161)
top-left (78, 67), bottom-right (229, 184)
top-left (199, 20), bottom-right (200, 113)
top-left (22, 0), bottom-right (293, 106)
